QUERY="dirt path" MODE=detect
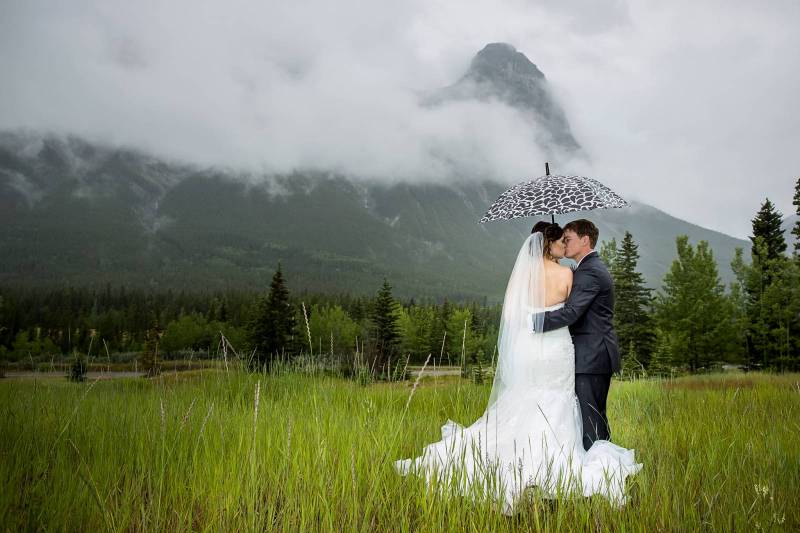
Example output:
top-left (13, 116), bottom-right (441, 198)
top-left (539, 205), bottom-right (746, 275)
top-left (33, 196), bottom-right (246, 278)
top-left (407, 366), bottom-right (462, 377)
top-left (3, 371), bottom-right (146, 380)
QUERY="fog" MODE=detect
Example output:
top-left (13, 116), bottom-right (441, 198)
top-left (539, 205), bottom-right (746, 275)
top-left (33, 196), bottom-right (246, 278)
top-left (1, 0), bottom-right (798, 237)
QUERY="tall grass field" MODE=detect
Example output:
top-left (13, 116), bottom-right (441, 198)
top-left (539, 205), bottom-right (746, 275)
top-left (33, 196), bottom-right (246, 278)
top-left (1, 369), bottom-right (798, 531)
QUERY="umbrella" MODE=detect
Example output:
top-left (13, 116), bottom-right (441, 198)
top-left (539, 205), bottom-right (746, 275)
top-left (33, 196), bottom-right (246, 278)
top-left (478, 163), bottom-right (629, 224)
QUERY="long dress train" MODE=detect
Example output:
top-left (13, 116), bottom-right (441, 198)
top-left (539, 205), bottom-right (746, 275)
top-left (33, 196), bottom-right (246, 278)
top-left (394, 302), bottom-right (642, 514)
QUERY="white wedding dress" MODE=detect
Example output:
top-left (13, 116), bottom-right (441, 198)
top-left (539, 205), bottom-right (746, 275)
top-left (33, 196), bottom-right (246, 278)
top-left (394, 234), bottom-right (642, 515)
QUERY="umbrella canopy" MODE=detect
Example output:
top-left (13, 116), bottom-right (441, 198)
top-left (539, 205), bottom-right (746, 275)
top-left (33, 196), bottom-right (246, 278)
top-left (479, 174), bottom-right (629, 224)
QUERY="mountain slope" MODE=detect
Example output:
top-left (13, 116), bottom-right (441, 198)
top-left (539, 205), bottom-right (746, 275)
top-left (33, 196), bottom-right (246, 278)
top-left (0, 43), bottom-right (750, 301)
top-left (0, 134), bottom-right (748, 301)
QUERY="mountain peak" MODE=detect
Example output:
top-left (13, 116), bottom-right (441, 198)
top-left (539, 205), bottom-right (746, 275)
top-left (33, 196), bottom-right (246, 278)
top-left (435, 42), bottom-right (581, 153)
top-left (467, 43), bottom-right (546, 84)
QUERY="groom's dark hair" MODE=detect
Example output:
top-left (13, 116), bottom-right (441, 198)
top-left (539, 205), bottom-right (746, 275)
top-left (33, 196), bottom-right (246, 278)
top-left (564, 219), bottom-right (599, 248)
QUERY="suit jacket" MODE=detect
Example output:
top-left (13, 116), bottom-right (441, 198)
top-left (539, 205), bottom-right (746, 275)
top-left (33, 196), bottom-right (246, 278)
top-left (540, 251), bottom-right (621, 374)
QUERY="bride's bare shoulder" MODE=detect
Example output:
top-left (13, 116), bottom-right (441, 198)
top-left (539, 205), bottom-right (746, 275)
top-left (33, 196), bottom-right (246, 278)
top-left (553, 263), bottom-right (573, 278)
top-left (561, 267), bottom-right (573, 285)
top-left (545, 262), bottom-right (573, 279)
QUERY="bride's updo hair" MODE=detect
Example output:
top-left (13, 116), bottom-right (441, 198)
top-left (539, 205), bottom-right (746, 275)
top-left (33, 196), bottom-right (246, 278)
top-left (531, 221), bottom-right (564, 260)
top-left (531, 221), bottom-right (551, 234)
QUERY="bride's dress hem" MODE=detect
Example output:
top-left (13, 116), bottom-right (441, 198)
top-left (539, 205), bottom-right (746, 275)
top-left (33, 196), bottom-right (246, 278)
top-left (393, 302), bottom-right (643, 516)
top-left (394, 421), bottom-right (642, 516)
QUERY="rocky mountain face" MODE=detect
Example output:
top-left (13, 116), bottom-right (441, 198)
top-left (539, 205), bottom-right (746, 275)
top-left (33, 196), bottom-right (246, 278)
top-left (425, 43), bottom-right (582, 155)
top-left (0, 45), bottom-right (749, 301)
top-left (0, 132), bottom-right (748, 300)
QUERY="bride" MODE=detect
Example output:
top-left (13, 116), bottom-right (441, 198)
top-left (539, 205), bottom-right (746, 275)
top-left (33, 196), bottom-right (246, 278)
top-left (394, 224), bottom-right (642, 514)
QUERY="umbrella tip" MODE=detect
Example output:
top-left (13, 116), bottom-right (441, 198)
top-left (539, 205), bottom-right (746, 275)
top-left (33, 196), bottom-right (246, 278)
top-left (545, 162), bottom-right (550, 176)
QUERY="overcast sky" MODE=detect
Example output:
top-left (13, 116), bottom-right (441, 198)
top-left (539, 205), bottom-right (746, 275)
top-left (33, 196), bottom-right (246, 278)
top-left (1, 0), bottom-right (798, 238)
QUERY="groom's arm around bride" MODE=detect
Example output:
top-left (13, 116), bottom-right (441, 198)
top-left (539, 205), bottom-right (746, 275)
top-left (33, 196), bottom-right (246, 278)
top-left (530, 219), bottom-right (620, 449)
top-left (529, 219), bottom-right (620, 374)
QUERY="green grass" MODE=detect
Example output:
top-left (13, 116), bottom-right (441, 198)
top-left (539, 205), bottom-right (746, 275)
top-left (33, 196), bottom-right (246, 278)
top-left (1, 370), bottom-right (798, 531)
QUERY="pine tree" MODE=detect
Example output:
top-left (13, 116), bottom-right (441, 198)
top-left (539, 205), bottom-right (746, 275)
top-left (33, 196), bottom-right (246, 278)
top-left (757, 259), bottom-right (800, 370)
top-left (469, 302), bottom-right (486, 337)
top-left (397, 305), bottom-right (433, 363)
top-left (750, 198), bottom-right (786, 262)
top-left (648, 329), bottom-right (683, 377)
top-left (739, 200), bottom-right (793, 369)
top-left (734, 239), bottom-right (768, 369)
top-left (598, 238), bottom-right (618, 270)
top-left (428, 298), bottom-right (452, 362)
top-left (371, 279), bottom-right (400, 371)
top-left (208, 297), bottom-right (228, 322)
top-left (735, 238), bottom-right (800, 370)
top-left (654, 236), bottom-right (740, 371)
top-left (621, 340), bottom-right (643, 379)
top-left (445, 308), bottom-right (482, 376)
top-left (249, 263), bottom-right (296, 368)
top-left (613, 232), bottom-right (655, 366)
top-left (793, 177), bottom-right (800, 256)
top-left (349, 298), bottom-right (366, 322)
top-left (728, 249), bottom-right (752, 363)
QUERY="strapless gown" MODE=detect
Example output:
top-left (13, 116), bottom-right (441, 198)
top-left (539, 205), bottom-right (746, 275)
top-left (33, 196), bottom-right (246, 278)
top-left (394, 303), bottom-right (642, 514)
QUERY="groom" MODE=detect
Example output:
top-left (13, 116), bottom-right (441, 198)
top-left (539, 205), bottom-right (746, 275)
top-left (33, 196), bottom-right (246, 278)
top-left (531, 219), bottom-right (620, 451)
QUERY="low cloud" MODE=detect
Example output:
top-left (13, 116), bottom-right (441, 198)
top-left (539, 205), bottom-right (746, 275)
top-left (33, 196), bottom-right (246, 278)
top-left (0, 0), bottom-right (798, 237)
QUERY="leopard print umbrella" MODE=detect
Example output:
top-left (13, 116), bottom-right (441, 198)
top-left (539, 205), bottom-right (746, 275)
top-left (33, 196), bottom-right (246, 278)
top-left (479, 175), bottom-right (629, 223)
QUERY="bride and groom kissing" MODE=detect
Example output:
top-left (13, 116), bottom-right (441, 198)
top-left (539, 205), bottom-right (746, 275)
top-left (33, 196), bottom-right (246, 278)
top-left (395, 218), bottom-right (642, 514)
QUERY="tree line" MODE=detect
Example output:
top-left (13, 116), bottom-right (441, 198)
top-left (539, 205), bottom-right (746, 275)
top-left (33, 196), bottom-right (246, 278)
top-left (602, 178), bottom-right (800, 375)
top-left (2, 178), bottom-right (798, 377)
top-left (0, 270), bottom-right (502, 376)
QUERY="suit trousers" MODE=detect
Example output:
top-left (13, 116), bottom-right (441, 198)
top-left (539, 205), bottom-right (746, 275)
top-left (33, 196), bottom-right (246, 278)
top-left (575, 373), bottom-right (612, 451)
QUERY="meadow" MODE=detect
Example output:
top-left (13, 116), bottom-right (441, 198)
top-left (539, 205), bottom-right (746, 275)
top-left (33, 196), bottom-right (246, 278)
top-left (1, 368), bottom-right (798, 531)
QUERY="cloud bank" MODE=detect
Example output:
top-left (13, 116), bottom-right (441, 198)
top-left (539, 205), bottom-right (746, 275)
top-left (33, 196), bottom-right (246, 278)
top-left (0, 0), bottom-right (798, 237)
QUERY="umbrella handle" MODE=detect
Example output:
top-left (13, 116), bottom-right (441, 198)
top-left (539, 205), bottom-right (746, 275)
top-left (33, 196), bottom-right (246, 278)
top-left (546, 162), bottom-right (553, 224)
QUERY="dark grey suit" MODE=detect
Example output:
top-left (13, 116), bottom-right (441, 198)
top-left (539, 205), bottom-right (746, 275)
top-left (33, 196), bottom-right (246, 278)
top-left (535, 251), bottom-right (620, 450)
